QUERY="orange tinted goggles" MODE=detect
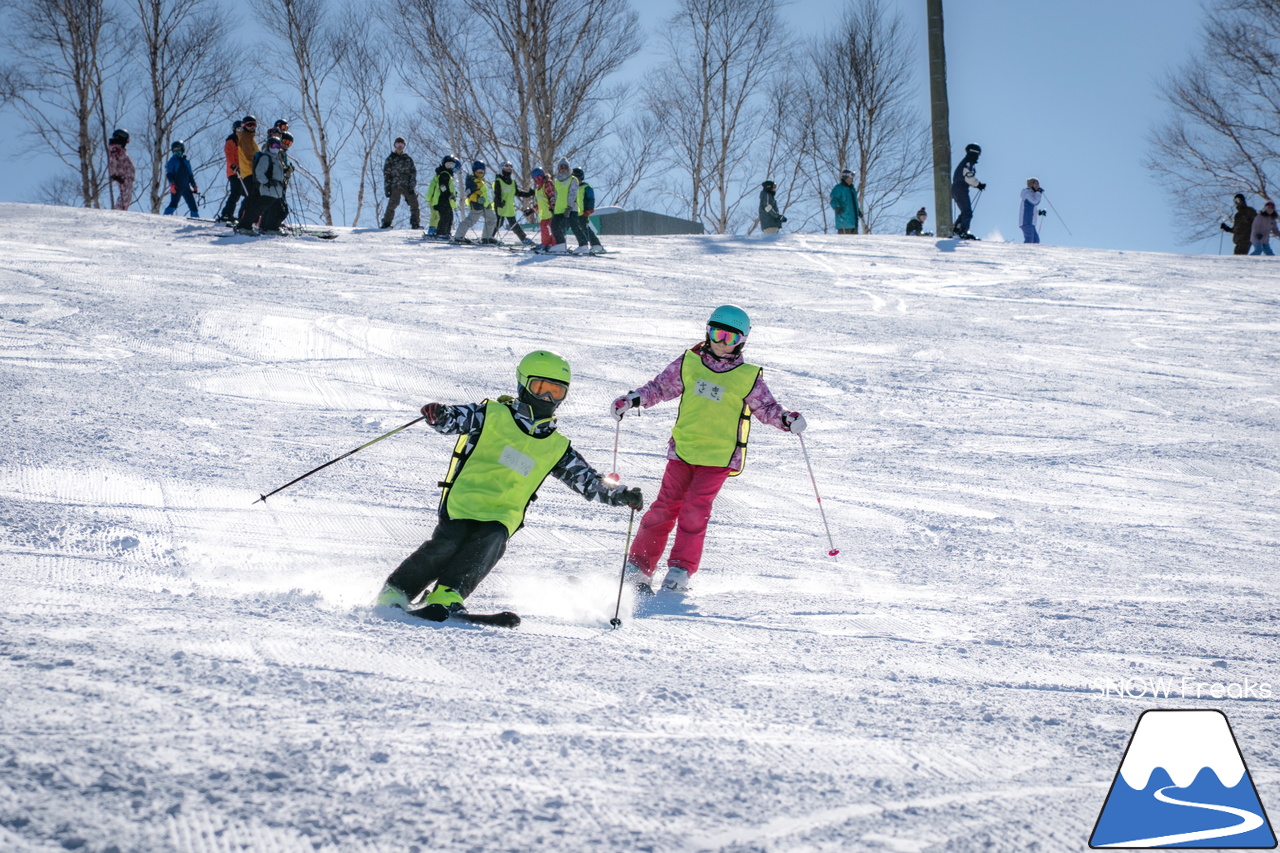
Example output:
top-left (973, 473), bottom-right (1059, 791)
top-left (527, 378), bottom-right (568, 402)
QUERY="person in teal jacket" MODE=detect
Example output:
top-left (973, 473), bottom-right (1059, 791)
top-left (830, 170), bottom-right (860, 234)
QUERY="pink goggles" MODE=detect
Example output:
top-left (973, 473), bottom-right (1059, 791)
top-left (708, 326), bottom-right (744, 346)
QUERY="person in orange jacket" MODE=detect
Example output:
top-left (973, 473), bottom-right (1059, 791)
top-left (216, 120), bottom-right (244, 222)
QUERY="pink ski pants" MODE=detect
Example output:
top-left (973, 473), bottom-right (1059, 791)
top-left (628, 458), bottom-right (732, 577)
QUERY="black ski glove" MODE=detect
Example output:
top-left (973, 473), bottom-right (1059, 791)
top-left (780, 215), bottom-right (788, 223)
top-left (977, 182), bottom-right (987, 191)
top-left (421, 402), bottom-right (445, 424)
top-left (1221, 222), bottom-right (1232, 233)
top-left (617, 487), bottom-right (643, 511)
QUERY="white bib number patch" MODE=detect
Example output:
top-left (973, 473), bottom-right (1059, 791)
top-left (693, 379), bottom-right (725, 403)
top-left (498, 445), bottom-right (536, 477)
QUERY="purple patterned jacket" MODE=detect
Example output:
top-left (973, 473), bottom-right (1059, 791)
top-left (633, 342), bottom-right (790, 472)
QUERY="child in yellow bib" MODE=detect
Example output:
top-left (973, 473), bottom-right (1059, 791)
top-left (611, 306), bottom-right (807, 592)
top-left (376, 351), bottom-right (642, 620)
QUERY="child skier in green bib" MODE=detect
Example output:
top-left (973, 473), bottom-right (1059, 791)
top-left (611, 306), bottom-right (806, 592)
top-left (376, 350), bottom-right (643, 621)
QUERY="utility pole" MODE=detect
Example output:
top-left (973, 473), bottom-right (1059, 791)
top-left (927, 0), bottom-right (952, 237)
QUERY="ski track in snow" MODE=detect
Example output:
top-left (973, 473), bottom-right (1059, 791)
top-left (0, 204), bottom-right (1278, 851)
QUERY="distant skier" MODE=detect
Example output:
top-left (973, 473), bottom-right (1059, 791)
top-left (453, 161), bottom-right (497, 244)
top-left (107, 128), bottom-right (135, 211)
top-left (381, 137), bottom-right (420, 230)
top-left (493, 161), bottom-right (534, 246)
top-left (759, 180), bottom-right (785, 234)
top-left (951, 142), bottom-right (984, 238)
top-left (162, 140), bottom-right (199, 218)
top-left (531, 167), bottom-right (554, 249)
top-left (244, 136), bottom-right (289, 235)
top-left (1019, 177), bottom-right (1045, 244)
top-left (233, 116), bottom-right (262, 230)
top-left (218, 120), bottom-right (244, 223)
top-left (830, 170), bottom-right (860, 234)
top-left (374, 350), bottom-right (643, 621)
top-left (1221, 194), bottom-right (1256, 256)
top-left (1250, 200), bottom-right (1279, 255)
top-left (571, 166), bottom-right (605, 254)
top-left (425, 155), bottom-right (458, 239)
top-left (549, 158), bottom-right (580, 253)
top-left (906, 207), bottom-right (930, 236)
top-left (611, 305), bottom-right (807, 594)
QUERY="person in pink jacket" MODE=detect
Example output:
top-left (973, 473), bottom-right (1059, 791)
top-left (611, 305), bottom-right (807, 593)
top-left (107, 128), bottom-right (135, 211)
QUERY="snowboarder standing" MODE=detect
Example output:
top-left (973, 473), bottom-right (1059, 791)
top-left (493, 161), bottom-right (534, 246)
top-left (759, 180), bottom-right (785, 233)
top-left (611, 305), bottom-right (807, 593)
top-left (425, 155), bottom-right (458, 239)
top-left (830, 170), bottom-right (860, 234)
top-left (453, 160), bottom-right (497, 244)
top-left (1019, 177), bottom-right (1045, 244)
top-left (374, 350), bottom-right (644, 620)
top-left (1250, 200), bottom-right (1279, 255)
top-left (381, 137), bottom-right (420, 229)
top-left (107, 128), bottom-right (135, 211)
top-left (951, 142), bottom-right (984, 238)
top-left (1222, 194), bottom-right (1257, 256)
top-left (162, 140), bottom-right (200, 218)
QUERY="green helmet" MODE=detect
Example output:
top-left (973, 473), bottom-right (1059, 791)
top-left (517, 350), bottom-right (571, 390)
top-left (708, 305), bottom-right (750, 336)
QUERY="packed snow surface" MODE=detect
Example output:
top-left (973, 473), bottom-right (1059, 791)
top-left (1, 204), bottom-right (1278, 852)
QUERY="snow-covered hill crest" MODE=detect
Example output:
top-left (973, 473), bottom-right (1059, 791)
top-left (1, 204), bottom-right (1278, 851)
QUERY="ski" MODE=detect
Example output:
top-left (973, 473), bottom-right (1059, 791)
top-left (404, 603), bottom-right (521, 628)
top-left (280, 224), bottom-right (338, 240)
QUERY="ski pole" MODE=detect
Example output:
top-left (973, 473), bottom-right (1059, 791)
top-left (609, 508), bottom-right (637, 628)
top-left (253, 415), bottom-right (425, 504)
top-left (796, 433), bottom-right (839, 556)
top-left (1042, 193), bottom-right (1073, 235)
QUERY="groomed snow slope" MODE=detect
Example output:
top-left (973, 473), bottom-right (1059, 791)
top-left (1, 203), bottom-right (1278, 852)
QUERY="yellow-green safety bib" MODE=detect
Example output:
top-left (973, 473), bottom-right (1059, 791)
top-left (441, 401), bottom-right (570, 535)
top-left (671, 350), bottom-right (761, 473)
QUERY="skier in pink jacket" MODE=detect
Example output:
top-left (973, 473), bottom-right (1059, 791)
top-left (611, 305), bottom-right (806, 593)
top-left (107, 128), bottom-right (135, 211)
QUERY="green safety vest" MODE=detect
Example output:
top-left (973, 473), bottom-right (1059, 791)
top-left (576, 181), bottom-right (591, 214)
top-left (440, 400), bottom-right (570, 536)
top-left (536, 183), bottom-right (551, 220)
top-left (553, 177), bottom-right (572, 214)
top-left (426, 172), bottom-right (457, 208)
top-left (494, 175), bottom-right (517, 217)
top-left (671, 350), bottom-right (761, 474)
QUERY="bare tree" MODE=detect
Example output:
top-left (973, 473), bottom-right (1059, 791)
top-left (1, 0), bottom-right (126, 207)
top-left (252, 0), bottom-right (352, 225)
top-left (755, 72), bottom-right (822, 234)
top-left (808, 0), bottom-right (929, 233)
top-left (1148, 0), bottom-right (1280, 240)
top-left (335, 5), bottom-right (393, 227)
top-left (388, 0), bottom-right (642, 179)
top-left (643, 0), bottom-right (792, 234)
top-left (126, 0), bottom-right (240, 213)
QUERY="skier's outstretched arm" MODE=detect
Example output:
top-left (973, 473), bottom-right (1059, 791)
top-left (420, 401), bottom-right (486, 435)
top-left (551, 447), bottom-right (642, 509)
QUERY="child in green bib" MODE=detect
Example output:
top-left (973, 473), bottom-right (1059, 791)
top-left (611, 306), bottom-right (807, 592)
top-left (376, 350), bottom-right (643, 621)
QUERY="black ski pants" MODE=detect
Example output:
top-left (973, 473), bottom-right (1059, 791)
top-left (386, 516), bottom-right (508, 602)
top-left (220, 174), bottom-right (247, 220)
top-left (236, 176), bottom-right (262, 229)
top-left (550, 211), bottom-right (570, 246)
top-left (951, 186), bottom-right (973, 236)
top-left (497, 215), bottom-right (528, 242)
top-left (384, 187), bottom-right (421, 229)
top-left (569, 213), bottom-right (600, 247)
top-left (434, 198), bottom-right (454, 237)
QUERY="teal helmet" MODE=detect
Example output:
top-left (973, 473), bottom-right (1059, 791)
top-left (708, 305), bottom-right (750, 336)
top-left (517, 350), bottom-right (571, 419)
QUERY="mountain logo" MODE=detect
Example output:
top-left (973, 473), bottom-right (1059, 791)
top-left (1090, 709), bottom-right (1276, 848)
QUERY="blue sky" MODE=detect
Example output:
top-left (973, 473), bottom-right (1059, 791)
top-left (0, 0), bottom-right (1212, 254)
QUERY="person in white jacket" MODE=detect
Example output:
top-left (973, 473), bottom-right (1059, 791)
top-left (1019, 178), bottom-right (1045, 244)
